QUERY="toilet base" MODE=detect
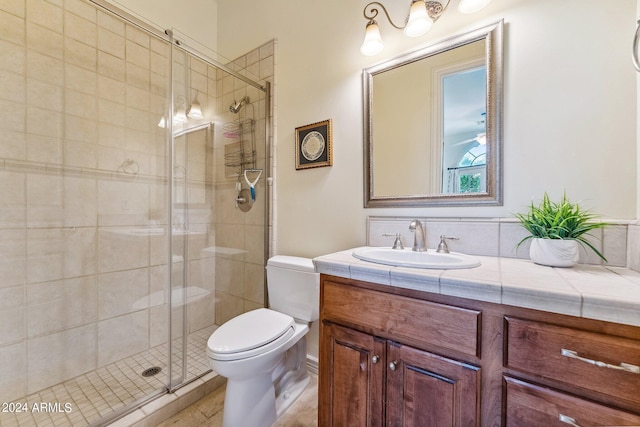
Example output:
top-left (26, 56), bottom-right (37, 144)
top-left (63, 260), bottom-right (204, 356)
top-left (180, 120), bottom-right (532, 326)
top-left (275, 371), bottom-right (310, 418)
top-left (274, 334), bottom-right (309, 418)
top-left (220, 336), bottom-right (310, 427)
top-left (223, 375), bottom-right (277, 427)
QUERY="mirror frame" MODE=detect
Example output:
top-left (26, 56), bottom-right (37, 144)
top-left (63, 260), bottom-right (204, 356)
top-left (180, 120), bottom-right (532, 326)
top-left (363, 20), bottom-right (504, 208)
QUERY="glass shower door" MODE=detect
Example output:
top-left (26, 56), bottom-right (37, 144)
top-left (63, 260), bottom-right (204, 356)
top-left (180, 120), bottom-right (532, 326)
top-left (166, 34), bottom-right (271, 391)
top-left (168, 42), bottom-right (218, 389)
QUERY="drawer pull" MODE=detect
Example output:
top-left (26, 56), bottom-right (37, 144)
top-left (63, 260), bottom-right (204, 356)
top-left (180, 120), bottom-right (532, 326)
top-left (561, 349), bottom-right (640, 374)
top-left (559, 414), bottom-right (582, 427)
top-left (372, 355), bottom-right (379, 364)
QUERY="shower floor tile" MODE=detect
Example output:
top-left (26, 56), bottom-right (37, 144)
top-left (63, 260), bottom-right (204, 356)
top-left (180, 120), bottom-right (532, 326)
top-left (0, 325), bottom-right (217, 427)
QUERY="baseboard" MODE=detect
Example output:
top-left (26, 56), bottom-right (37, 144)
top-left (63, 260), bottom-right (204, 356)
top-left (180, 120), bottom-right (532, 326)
top-left (306, 354), bottom-right (318, 375)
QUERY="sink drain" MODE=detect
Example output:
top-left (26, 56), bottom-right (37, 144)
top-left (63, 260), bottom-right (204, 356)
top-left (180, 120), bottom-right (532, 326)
top-left (141, 366), bottom-right (162, 377)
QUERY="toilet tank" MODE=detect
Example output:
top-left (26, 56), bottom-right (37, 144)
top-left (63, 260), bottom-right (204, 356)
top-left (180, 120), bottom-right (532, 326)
top-left (266, 256), bottom-right (319, 322)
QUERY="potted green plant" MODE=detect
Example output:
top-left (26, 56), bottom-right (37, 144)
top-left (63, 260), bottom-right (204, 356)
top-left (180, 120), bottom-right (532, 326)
top-left (515, 193), bottom-right (608, 267)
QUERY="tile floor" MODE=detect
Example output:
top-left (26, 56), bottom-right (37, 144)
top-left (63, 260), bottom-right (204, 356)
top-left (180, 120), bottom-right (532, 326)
top-left (0, 326), bottom-right (216, 427)
top-left (156, 374), bottom-right (318, 427)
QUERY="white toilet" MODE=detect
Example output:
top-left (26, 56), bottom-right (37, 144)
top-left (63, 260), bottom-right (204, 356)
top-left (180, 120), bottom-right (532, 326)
top-left (206, 255), bottom-right (319, 427)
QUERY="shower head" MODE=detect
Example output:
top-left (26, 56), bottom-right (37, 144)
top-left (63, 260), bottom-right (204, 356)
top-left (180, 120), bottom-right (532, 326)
top-left (229, 96), bottom-right (250, 114)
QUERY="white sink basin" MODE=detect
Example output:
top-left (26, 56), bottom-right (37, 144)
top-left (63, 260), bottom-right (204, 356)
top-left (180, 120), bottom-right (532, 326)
top-left (352, 247), bottom-right (481, 270)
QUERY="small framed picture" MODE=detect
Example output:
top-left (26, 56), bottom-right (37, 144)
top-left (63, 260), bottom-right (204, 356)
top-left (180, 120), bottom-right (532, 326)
top-left (295, 119), bottom-right (332, 170)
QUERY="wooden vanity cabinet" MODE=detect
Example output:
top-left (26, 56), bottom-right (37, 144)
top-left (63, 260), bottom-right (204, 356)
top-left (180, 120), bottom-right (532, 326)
top-left (503, 317), bottom-right (640, 427)
top-left (319, 275), bottom-right (482, 427)
top-left (504, 377), bottom-right (640, 427)
top-left (318, 274), bottom-right (640, 427)
top-left (386, 342), bottom-right (480, 426)
top-left (320, 322), bottom-right (385, 426)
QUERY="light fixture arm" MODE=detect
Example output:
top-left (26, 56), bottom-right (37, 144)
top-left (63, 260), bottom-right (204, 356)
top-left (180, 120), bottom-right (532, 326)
top-left (363, 2), bottom-right (404, 30)
top-left (363, 0), bottom-right (450, 28)
top-left (425, 0), bottom-right (449, 22)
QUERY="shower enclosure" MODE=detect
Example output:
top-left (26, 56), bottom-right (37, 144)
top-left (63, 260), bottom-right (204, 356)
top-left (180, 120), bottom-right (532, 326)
top-left (0, 0), bottom-right (272, 425)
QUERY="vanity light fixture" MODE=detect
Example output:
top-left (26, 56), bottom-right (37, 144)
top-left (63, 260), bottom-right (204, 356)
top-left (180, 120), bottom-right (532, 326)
top-left (458, 0), bottom-right (492, 14)
top-left (187, 90), bottom-right (204, 120)
top-left (158, 96), bottom-right (205, 128)
top-left (360, 0), bottom-right (492, 56)
top-left (174, 109), bottom-right (189, 124)
top-left (174, 96), bottom-right (189, 124)
top-left (187, 99), bottom-right (203, 119)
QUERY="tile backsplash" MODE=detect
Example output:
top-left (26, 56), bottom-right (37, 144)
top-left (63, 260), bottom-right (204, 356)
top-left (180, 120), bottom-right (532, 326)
top-left (367, 216), bottom-right (638, 270)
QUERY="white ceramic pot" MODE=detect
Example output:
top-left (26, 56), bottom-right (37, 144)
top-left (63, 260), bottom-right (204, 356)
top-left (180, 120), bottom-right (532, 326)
top-left (529, 238), bottom-right (579, 267)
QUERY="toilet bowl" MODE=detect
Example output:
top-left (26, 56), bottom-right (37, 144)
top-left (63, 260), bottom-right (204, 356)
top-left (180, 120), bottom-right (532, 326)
top-left (206, 256), bottom-right (319, 427)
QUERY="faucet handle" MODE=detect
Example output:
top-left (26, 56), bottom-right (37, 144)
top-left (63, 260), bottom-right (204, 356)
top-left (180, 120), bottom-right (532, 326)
top-left (436, 235), bottom-right (459, 253)
top-left (382, 233), bottom-right (404, 250)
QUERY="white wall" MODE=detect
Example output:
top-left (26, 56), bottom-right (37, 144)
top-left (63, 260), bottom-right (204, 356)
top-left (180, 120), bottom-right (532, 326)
top-left (216, 0), bottom-right (637, 258)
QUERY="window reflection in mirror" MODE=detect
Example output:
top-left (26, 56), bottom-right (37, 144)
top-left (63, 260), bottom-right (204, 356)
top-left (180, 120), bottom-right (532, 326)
top-left (441, 64), bottom-right (486, 194)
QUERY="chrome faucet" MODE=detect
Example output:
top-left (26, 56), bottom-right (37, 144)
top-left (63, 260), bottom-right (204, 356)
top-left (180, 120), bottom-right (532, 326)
top-left (409, 219), bottom-right (426, 252)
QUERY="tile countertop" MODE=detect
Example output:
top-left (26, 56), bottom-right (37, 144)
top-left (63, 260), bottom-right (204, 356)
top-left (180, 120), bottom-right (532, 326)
top-left (313, 247), bottom-right (640, 328)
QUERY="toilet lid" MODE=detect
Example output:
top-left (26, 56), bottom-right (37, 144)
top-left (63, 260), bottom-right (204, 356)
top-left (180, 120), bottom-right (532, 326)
top-left (207, 308), bottom-right (295, 361)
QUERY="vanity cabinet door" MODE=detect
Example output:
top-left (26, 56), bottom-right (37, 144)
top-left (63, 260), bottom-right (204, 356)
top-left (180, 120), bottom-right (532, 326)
top-left (319, 321), bottom-right (385, 427)
top-left (504, 376), bottom-right (640, 427)
top-left (386, 342), bottom-right (481, 427)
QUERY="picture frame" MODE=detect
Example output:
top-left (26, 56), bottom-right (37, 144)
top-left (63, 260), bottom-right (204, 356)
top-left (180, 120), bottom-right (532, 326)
top-left (295, 119), bottom-right (333, 170)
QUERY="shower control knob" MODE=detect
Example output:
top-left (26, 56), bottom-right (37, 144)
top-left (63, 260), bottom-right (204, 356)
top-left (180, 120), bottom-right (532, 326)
top-left (372, 355), bottom-right (379, 364)
top-left (389, 361), bottom-right (398, 371)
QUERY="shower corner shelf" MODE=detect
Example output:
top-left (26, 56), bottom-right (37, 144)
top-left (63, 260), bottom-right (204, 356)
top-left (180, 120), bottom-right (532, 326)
top-left (223, 118), bottom-right (255, 139)
top-left (224, 149), bottom-right (256, 169)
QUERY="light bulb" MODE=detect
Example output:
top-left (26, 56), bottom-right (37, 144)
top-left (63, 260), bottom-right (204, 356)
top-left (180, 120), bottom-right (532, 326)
top-left (187, 100), bottom-right (203, 119)
top-left (458, 0), bottom-right (492, 14)
top-left (404, 0), bottom-right (432, 37)
top-left (360, 21), bottom-right (384, 56)
top-left (174, 108), bottom-right (188, 124)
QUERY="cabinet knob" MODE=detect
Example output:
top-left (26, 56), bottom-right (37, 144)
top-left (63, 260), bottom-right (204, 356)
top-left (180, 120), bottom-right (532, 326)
top-left (372, 355), bottom-right (379, 364)
top-left (389, 361), bottom-right (398, 371)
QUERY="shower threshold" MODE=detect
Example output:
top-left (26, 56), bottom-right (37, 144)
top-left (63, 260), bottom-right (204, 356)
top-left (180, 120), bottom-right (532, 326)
top-left (1, 325), bottom-right (217, 427)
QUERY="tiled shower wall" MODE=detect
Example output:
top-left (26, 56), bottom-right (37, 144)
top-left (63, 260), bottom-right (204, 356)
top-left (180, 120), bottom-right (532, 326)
top-left (212, 41), bottom-right (274, 325)
top-left (0, 0), bottom-right (256, 403)
top-left (0, 0), bottom-right (169, 402)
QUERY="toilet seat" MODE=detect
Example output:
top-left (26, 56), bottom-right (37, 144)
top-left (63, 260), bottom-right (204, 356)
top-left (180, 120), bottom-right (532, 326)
top-left (207, 308), bottom-right (295, 361)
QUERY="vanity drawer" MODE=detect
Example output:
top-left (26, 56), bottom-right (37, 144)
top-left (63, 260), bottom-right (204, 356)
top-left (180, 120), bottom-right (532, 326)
top-left (322, 279), bottom-right (481, 357)
top-left (504, 376), bottom-right (640, 427)
top-left (505, 317), bottom-right (640, 407)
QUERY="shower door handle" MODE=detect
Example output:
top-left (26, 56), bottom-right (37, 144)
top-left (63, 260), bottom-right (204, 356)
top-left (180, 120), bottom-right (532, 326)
top-left (633, 19), bottom-right (640, 71)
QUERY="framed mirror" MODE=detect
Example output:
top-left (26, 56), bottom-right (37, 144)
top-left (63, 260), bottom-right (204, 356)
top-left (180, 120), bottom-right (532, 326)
top-left (363, 20), bottom-right (503, 207)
